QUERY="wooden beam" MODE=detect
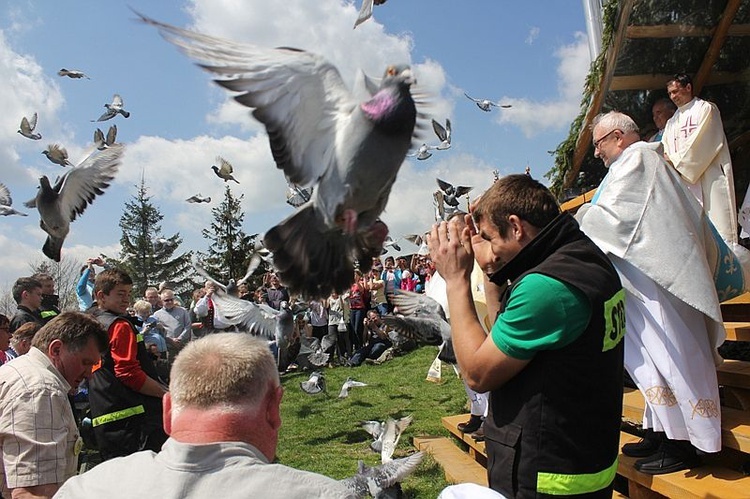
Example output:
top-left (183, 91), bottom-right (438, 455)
top-left (565, 0), bottom-right (637, 189)
top-left (693, 0), bottom-right (742, 95)
top-left (610, 70), bottom-right (750, 91)
top-left (626, 24), bottom-right (750, 39)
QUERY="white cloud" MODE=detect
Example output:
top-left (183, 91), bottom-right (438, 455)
top-left (526, 26), bottom-right (540, 45)
top-left (496, 32), bottom-right (590, 137)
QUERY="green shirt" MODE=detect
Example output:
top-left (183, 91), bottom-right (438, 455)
top-left (491, 273), bottom-right (591, 360)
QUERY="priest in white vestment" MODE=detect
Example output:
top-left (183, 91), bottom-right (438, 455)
top-left (662, 73), bottom-right (737, 244)
top-left (579, 111), bottom-right (750, 475)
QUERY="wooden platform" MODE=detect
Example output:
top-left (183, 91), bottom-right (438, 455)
top-left (413, 436), bottom-right (488, 486)
top-left (723, 321), bottom-right (750, 342)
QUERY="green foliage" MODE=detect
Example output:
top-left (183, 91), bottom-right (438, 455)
top-left (110, 175), bottom-right (194, 298)
top-left (277, 346), bottom-right (467, 497)
top-left (198, 185), bottom-right (255, 283)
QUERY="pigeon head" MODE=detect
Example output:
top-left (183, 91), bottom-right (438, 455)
top-left (381, 64), bottom-right (415, 87)
top-left (39, 176), bottom-right (52, 190)
top-left (361, 64), bottom-right (416, 134)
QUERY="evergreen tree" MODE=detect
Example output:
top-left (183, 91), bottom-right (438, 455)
top-left (198, 185), bottom-right (255, 283)
top-left (109, 174), bottom-right (194, 298)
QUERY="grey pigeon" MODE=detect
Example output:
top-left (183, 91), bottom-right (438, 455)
top-left (93, 94), bottom-right (130, 122)
top-left (24, 145), bottom-right (123, 261)
top-left (432, 118), bottom-right (451, 150)
top-left (464, 92), bottom-right (511, 112)
top-left (18, 112), bottom-right (42, 140)
top-left (339, 377), bottom-right (368, 399)
top-left (437, 178), bottom-right (472, 208)
top-left (403, 233), bottom-right (424, 246)
top-left (380, 415), bottom-right (413, 463)
top-left (93, 125), bottom-right (117, 150)
top-left (212, 156), bottom-right (239, 184)
top-left (153, 237), bottom-right (177, 253)
top-left (296, 335), bottom-right (330, 369)
top-left (300, 370), bottom-right (326, 395)
top-left (58, 68), bottom-right (90, 79)
top-left (0, 183), bottom-right (28, 216)
top-left (340, 452), bottom-right (423, 498)
top-left (244, 238), bottom-right (274, 279)
top-left (381, 289), bottom-right (451, 345)
top-left (42, 144), bottom-right (73, 167)
top-left (285, 182), bottom-right (312, 208)
top-left (361, 420), bottom-right (386, 453)
top-left (138, 14), bottom-right (418, 299)
top-left (380, 235), bottom-right (401, 255)
top-left (186, 193), bottom-right (211, 203)
top-left (353, 0), bottom-right (388, 29)
top-left (407, 143), bottom-right (436, 161)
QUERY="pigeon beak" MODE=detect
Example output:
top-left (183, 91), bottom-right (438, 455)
top-left (401, 68), bottom-right (416, 85)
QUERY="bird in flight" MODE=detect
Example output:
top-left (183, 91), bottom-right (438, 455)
top-left (464, 92), bottom-right (511, 112)
top-left (18, 112), bottom-right (42, 140)
top-left (93, 94), bottom-right (130, 122)
top-left (58, 68), bottom-right (90, 79)
top-left (212, 156), bottom-right (240, 184)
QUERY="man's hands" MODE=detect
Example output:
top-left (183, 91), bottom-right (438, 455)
top-left (427, 215), bottom-right (476, 284)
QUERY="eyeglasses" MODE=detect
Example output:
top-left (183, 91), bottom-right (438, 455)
top-left (593, 129), bottom-right (620, 149)
top-left (162, 298), bottom-right (174, 303)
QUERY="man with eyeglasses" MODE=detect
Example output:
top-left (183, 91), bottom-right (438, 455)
top-left (153, 289), bottom-right (192, 356)
top-left (580, 111), bottom-right (747, 474)
top-left (662, 73), bottom-right (737, 244)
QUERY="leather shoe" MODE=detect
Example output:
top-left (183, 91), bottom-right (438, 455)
top-left (622, 429), bottom-right (664, 458)
top-left (457, 415), bottom-right (484, 434)
top-left (634, 439), bottom-right (700, 475)
top-left (470, 424), bottom-right (485, 442)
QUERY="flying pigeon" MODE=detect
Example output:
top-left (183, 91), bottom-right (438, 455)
top-left (285, 182), bottom-right (313, 208)
top-left (244, 237), bottom-right (274, 278)
top-left (93, 125), bottom-right (117, 150)
top-left (380, 415), bottom-right (413, 463)
top-left (339, 377), bottom-right (368, 399)
top-left (93, 94), bottom-right (130, 122)
top-left (361, 415), bottom-right (412, 455)
top-left (0, 183), bottom-right (28, 216)
top-left (353, 0), bottom-right (388, 29)
top-left (42, 144), bottom-right (73, 167)
top-left (58, 68), bottom-right (90, 79)
top-left (153, 237), bottom-right (177, 253)
top-left (464, 92), bottom-right (512, 112)
top-left (212, 156), bottom-right (240, 184)
top-left (296, 335), bottom-right (330, 369)
top-left (407, 143), bottom-right (436, 161)
top-left (186, 193), bottom-right (211, 203)
top-left (138, 14), bottom-right (419, 300)
top-left (381, 289), bottom-right (451, 345)
top-left (437, 178), bottom-right (472, 208)
top-left (24, 145), bottom-right (123, 262)
top-left (432, 118), bottom-right (451, 150)
top-left (381, 235), bottom-right (401, 255)
top-left (300, 370), bottom-right (326, 395)
top-left (403, 233), bottom-right (424, 247)
top-left (18, 113), bottom-right (42, 140)
top-left (340, 452), bottom-right (424, 498)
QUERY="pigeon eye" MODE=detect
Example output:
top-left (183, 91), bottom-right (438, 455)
top-left (386, 66), bottom-right (396, 76)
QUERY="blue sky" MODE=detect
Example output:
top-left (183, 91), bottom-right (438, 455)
top-left (0, 0), bottom-right (593, 287)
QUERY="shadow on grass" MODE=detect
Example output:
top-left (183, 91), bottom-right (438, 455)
top-left (305, 429), bottom-right (357, 446)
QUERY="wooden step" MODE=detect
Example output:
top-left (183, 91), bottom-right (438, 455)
top-left (618, 432), bottom-right (750, 499)
top-left (622, 388), bottom-right (750, 453)
top-left (442, 414), bottom-right (487, 461)
top-left (413, 436), bottom-right (488, 486)
top-left (723, 322), bottom-right (750, 342)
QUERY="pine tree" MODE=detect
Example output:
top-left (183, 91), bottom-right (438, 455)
top-left (198, 185), bottom-right (255, 284)
top-left (109, 174), bottom-right (194, 298)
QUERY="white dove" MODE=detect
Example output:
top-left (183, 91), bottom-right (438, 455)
top-left (0, 183), bottom-right (28, 216)
top-left (432, 118), bottom-right (451, 150)
top-left (24, 145), bottom-right (123, 261)
top-left (339, 377), bottom-right (368, 399)
top-left (300, 371), bottom-right (326, 395)
top-left (138, 14), bottom-right (419, 300)
top-left (18, 112), bottom-right (42, 140)
top-left (407, 143), bottom-right (437, 161)
top-left (380, 415), bottom-right (413, 463)
top-left (464, 92), bottom-right (512, 112)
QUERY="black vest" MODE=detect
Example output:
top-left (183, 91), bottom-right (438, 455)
top-left (485, 213), bottom-right (624, 498)
top-left (88, 309), bottom-right (166, 459)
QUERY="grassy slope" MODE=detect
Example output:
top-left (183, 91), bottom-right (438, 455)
top-left (276, 345), bottom-right (468, 498)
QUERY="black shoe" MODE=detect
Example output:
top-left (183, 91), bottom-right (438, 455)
top-left (634, 439), bottom-right (700, 475)
top-left (457, 415), bottom-right (484, 434)
top-left (470, 424), bottom-right (485, 442)
top-left (622, 429), bottom-right (664, 458)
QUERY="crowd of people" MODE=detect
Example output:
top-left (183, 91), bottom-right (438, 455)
top-left (0, 72), bottom-right (746, 498)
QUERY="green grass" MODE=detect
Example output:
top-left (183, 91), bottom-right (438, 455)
top-left (276, 345), bottom-right (468, 498)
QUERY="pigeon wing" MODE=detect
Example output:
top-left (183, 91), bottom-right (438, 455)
top-left (106, 124), bottom-right (117, 145)
top-left (29, 112), bottom-right (38, 131)
top-left (111, 94), bottom-right (124, 111)
top-left (0, 183), bottom-right (12, 206)
top-left (388, 289), bottom-right (446, 319)
top-left (454, 186), bottom-right (473, 198)
top-left (381, 418), bottom-right (397, 462)
top-left (361, 420), bottom-right (384, 439)
top-left (93, 129), bottom-right (105, 148)
top-left (431, 119), bottom-right (447, 143)
top-left (55, 145), bottom-right (122, 223)
top-left (217, 156), bottom-right (233, 175)
top-left (436, 178), bottom-right (453, 193)
top-left (354, 0), bottom-right (375, 28)
top-left (381, 315), bottom-right (446, 344)
top-left (463, 92), bottom-right (480, 103)
top-left (138, 14), bottom-right (356, 190)
top-left (372, 452), bottom-right (424, 491)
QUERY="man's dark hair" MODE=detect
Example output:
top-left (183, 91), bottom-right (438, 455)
top-left (32, 272), bottom-right (53, 284)
top-left (32, 311), bottom-right (109, 353)
top-left (0, 314), bottom-right (9, 329)
top-left (668, 73), bottom-right (692, 88)
top-left (12, 277), bottom-right (42, 304)
top-left (473, 174), bottom-right (560, 237)
top-left (95, 268), bottom-right (133, 296)
top-left (12, 321), bottom-right (42, 343)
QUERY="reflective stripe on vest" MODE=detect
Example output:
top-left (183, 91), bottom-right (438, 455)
top-left (40, 310), bottom-right (58, 319)
top-left (536, 457), bottom-right (618, 495)
top-left (91, 405), bottom-right (145, 427)
top-left (136, 334), bottom-right (144, 343)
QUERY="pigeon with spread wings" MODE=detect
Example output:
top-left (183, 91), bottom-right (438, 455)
top-left (464, 92), bottom-right (512, 112)
top-left (381, 289), bottom-right (451, 345)
top-left (93, 94), bottom-right (130, 122)
top-left (18, 112), bottom-right (42, 140)
top-left (138, 14), bottom-right (419, 299)
top-left (24, 145), bottom-right (123, 261)
top-left (212, 156), bottom-right (240, 184)
top-left (0, 184), bottom-right (27, 217)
